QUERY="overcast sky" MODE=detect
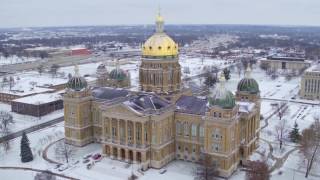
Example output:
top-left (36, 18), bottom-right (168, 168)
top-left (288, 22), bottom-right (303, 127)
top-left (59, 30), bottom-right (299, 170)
top-left (0, 0), bottom-right (320, 28)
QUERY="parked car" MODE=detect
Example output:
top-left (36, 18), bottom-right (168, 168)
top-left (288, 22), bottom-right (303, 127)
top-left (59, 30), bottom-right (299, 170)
top-left (83, 154), bottom-right (92, 159)
top-left (92, 153), bottom-right (102, 162)
top-left (58, 164), bottom-right (69, 172)
top-left (54, 164), bottom-right (62, 169)
top-left (159, 168), bottom-right (167, 174)
top-left (86, 162), bottom-right (94, 170)
top-left (83, 159), bottom-right (90, 164)
top-left (72, 160), bottom-right (80, 165)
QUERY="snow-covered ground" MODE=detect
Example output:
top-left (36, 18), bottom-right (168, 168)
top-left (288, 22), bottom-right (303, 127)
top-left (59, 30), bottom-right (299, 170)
top-left (0, 103), bottom-right (63, 137)
top-left (0, 56), bottom-right (39, 66)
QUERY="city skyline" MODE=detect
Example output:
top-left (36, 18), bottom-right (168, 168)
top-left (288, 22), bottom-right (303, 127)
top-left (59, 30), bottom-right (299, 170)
top-left (0, 0), bottom-right (320, 28)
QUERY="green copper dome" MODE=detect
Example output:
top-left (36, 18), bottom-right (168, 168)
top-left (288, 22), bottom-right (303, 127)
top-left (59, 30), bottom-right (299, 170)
top-left (237, 78), bottom-right (259, 94)
top-left (67, 65), bottom-right (88, 91)
top-left (237, 66), bottom-right (259, 94)
top-left (209, 74), bottom-right (235, 109)
top-left (209, 91), bottom-right (235, 109)
top-left (109, 69), bottom-right (127, 81)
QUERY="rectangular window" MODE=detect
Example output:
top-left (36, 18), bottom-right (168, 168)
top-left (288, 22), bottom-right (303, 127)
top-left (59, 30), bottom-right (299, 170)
top-left (200, 126), bottom-right (204, 138)
top-left (191, 124), bottom-right (197, 137)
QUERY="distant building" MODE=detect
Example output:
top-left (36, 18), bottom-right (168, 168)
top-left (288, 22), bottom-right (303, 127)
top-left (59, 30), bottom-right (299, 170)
top-left (300, 65), bottom-right (320, 100)
top-left (68, 48), bottom-right (91, 56)
top-left (11, 92), bottom-right (63, 117)
top-left (260, 55), bottom-right (311, 71)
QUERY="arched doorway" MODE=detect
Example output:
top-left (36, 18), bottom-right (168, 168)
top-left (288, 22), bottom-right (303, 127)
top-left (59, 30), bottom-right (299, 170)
top-left (105, 145), bottom-right (110, 156)
top-left (129, 150), bottom-right (134, 162)
top-left (113, 147), bottom-right (118, 158)
top-left (137, 152), bottom-right (142, 163)
top-left (121, 149), bottom-right (126, 160)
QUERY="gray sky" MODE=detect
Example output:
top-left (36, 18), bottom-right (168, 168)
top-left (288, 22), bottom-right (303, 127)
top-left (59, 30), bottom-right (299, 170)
top-left (0, 0), bottom-right (320, 28)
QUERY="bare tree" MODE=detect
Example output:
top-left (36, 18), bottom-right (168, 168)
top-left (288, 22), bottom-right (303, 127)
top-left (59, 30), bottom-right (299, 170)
top-left (194, 153), bottom-right (219, 180)
top-left (0, 111), bottom-right (14, 135)
top-left (54, 140), bottom-right (76, 163)
top-left (273, 102), bottom-right (289, 121)
top-left (0, 111), bottom-right (14, 153)
top-left (9, 76), bottom-right (15, 90)
top-left (245, 160), bottom-right (270, 180)
top-left (275, 119), bottom-right (289, 149)
top-left (300, 117), bottom-right (320, 178)
top-left (49, 64), bottom-right (60, 78)
top-left (29, 81), bottom-right (37, 89)
top-left (37, 64), bottom-right (45, 76)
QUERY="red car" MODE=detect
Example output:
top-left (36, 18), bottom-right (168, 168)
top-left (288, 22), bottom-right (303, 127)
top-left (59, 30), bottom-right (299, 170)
top-left (92, 153), bottom-right (102, 162)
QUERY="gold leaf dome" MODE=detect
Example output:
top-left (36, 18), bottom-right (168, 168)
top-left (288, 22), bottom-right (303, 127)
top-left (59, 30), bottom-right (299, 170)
top-left (142, 12), bottom-right (178, 57)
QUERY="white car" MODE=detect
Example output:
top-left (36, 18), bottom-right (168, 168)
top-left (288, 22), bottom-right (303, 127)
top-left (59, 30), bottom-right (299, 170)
top-left (58, 164), bottom-right (69, 172)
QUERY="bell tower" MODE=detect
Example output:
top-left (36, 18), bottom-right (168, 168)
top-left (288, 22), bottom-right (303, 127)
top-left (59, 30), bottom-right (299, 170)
top-left (64, 65), bottom-right (93, 146)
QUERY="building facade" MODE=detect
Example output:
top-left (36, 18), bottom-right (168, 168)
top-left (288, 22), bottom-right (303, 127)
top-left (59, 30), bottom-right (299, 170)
top-left (300, 65), bottom-right (320, 100)
top-left (260, 56), bottom-right (311, 71)
top-left (64, 13), bottom-right (261, 178)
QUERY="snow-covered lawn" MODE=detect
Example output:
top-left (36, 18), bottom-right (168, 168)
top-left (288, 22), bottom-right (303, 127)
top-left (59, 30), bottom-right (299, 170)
top-left (0, 103), bottom-right (63, 137)
top-left (0, 122), bottom-right (64, 166)
top-left (0, 56), bottom-right (39, 66)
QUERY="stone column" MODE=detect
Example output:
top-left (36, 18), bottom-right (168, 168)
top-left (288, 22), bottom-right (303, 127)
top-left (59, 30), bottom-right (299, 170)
top-left (117, 148), bottom-right (121, 160)
top-left (117, 119), bottom-right (120, 143)
top-left (102, 118), bottom-right (106, 142)
top-left (109, 119), bottom-right (113, 141)
top-left (125, 120), bottom-right (128, 145)
top-left (142, 122), bottom-right (145, 146)
top-left (110, 145), bottom-right (113, 159)
top-left (133, 150), bottom-right (137, 162)
top-left (125, 149), bottom-right (129, 162)
top-left (133, 122), bottom-right (136, 147)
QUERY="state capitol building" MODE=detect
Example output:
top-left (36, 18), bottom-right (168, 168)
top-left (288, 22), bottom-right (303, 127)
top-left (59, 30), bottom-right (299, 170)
top-left (63, 12), bottom-right (261, 177)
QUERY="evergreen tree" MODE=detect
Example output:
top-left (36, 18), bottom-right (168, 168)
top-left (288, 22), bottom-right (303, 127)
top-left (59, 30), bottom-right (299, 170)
top-left (204, 72), bottom-right (217, 88)
top-left (223, 68), bottom-right (231, 81)
top-left (20, 132), bottom-right (33, 163)
top-left (289, 122), bottom-right (301, 143)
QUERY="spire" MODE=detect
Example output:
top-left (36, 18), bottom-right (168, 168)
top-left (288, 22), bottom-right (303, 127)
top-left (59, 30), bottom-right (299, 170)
top-left (115, 59), bottom-right (120, 72)
top-left (155, 7), bottom-right (164, 33)
top-left (245, 65), bottom-right (252, 78)
top-left (219, 72), bottom-right (226, 90)
top-left (74, 64), bottom-right (80, 77)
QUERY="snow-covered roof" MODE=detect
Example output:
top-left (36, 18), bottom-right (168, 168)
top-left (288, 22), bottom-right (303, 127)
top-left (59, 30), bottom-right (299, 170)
top-left (236, 101), bottom-right (255, 113)
top-left (12, 92), bottom-right (62, 105)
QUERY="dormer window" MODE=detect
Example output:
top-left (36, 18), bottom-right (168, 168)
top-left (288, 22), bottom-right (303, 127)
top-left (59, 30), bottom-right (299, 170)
top-left (149, 46), bottom-right (152, 50)
top-left (158, 46), bottom-right (162, 50)
top-left (167, 46), bottom-right (171, 50)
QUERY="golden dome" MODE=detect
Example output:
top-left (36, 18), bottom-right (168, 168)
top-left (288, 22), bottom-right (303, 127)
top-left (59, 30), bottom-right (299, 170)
top-left (142, 12), bottom-right (178, 57)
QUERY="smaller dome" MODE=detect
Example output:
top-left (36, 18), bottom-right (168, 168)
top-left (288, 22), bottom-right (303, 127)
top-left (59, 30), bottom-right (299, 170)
top-left (237, 66), bottom-right (259, 94)
top-left (109, 69), bottom-right (128, 81)
top-left (97, 64), bottom-right (106, 70)
top-left (67, 65), bottom-right (88, 91)
top-left (96, 63), bottom-right (108, 76)
top-left (209, 74), bottom-right (235, 109)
